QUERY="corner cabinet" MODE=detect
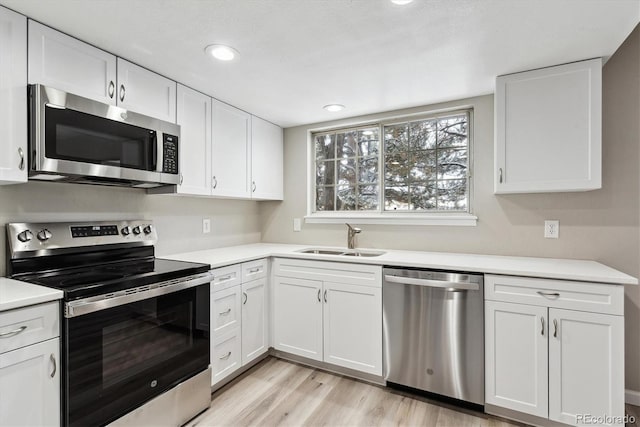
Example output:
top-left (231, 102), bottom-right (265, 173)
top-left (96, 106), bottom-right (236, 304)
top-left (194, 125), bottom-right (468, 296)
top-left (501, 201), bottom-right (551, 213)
top-left (0, 6), bottom-right (27, 185)
top-left (273, 258), bottom-right (382, 376)
top-left (485, 275), bottom-right (624, 427)
top-left (251, 116), bottom-right (284, 200)
top-left (495, 58), bottom-right (602, 194)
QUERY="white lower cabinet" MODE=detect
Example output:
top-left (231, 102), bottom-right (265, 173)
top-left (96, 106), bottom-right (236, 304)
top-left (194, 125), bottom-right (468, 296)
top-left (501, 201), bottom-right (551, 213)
top-left (273, 258), bottom-right (383, 376)
top-left (241, 278), bottom-right (268, 364)
top-left (485, 275), bottom-right (625, 427)
top-left (211, 329), bottom-right (241, 385)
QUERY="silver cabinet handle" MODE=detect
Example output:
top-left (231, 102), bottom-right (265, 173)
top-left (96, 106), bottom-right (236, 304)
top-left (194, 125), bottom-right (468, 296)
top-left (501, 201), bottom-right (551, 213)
top-left (243, 292), bottom-right (247, 305)
top-left (179, 173), bottom-right (184, 185)
top-left (219, 308), bottom-right (231, 316)
top-left (18, 147), bottom-right (24, 171)
top-left (317, 289), bottom-right (321, 302)
top-left (252, 181), bottom-right (256, 193)
top-left (553, 319), bottom-right (558, 338)
top-left (537, 291), bottom-right (560, 299)
top-left (212, 176), bottom-right (218, 189)
top-left (499, 168), bottom-right (503, 184)
top-left (219, 351), bottom-right (231, 360)
top-left (324, 290), bottom-right (327, 303)
top-left (119, 84), bottom-right (125, 102)
top-left (218, 274), bottom-right (232, 282)
top-left (108, 81), bottom-right (115, 99)
top-left (248, 268), bottom-right (261, 274)
top-left (50, 354), bottom-right (56, 378)
top-left (541, 317), bottom-right (545, 336)
top-left (0, 325), bottom-right (27, 338)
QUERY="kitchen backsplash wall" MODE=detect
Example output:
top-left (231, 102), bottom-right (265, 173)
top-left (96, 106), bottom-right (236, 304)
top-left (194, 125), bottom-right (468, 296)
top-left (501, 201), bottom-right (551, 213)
top-left (260, 26), bottom-right (640, 393)
top-left (0, 181), bottom-right (262, 277)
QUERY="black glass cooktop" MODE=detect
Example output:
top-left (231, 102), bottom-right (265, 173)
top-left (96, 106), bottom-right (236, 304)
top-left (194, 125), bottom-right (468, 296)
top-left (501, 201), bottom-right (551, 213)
top-left (18, 258), bottom-right (210, 301)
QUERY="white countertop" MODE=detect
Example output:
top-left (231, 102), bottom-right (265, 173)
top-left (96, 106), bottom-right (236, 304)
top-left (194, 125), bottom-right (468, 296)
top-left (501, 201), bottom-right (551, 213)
top-left (0, 278), bottom-right (63, 312)
top-left (166, 243), bottom-right (638, 285)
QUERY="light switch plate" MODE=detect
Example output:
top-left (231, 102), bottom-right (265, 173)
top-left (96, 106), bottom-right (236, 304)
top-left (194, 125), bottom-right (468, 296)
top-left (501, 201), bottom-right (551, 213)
top-left (203, 218), bottom-right (211, 234)
top-left (544, 220), bottom-right (559, 238)
top-left (293, 218), bottom-right (301, 232)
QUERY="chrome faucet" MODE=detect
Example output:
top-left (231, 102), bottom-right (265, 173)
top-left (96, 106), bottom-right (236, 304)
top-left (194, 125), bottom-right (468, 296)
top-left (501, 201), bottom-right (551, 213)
top-left (346, 223), bottom-right (361, 249)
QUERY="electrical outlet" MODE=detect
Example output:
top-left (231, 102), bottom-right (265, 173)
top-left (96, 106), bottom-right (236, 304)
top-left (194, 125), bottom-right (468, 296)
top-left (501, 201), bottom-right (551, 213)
top-left (202, 218), bottom-right (211, 234)
top-left (544, 220), bottom-right (559, 239)
top-left (293, 218), bottom-right (301, 232)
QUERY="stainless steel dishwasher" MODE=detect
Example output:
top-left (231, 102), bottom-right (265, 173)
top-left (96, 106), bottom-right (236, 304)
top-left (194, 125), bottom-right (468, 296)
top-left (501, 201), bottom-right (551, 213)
top-left (383, 267), bottom-right (484, 406)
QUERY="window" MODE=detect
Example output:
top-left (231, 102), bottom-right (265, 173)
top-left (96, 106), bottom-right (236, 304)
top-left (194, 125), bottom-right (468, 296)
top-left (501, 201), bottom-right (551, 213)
top-left (312, 110), bottom-right (472, 218)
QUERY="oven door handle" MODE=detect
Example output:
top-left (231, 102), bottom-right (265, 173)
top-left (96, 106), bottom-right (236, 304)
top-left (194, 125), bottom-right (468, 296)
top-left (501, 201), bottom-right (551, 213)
top-left (64, 272), bottom-right (213, 318)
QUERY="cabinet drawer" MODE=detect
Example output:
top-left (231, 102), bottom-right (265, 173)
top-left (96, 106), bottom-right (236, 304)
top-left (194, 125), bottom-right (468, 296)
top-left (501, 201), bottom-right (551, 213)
top-left (241, 259), bottom-right (267, 282)
top-left (211, 329), bottom-right (241, 386)
top-left (273, 258), bottom-right (381, 288)
top-left (0, 302), bottom-right (59, 354)
top-left (210, 265), bottom-right (242, 292)
top-left (485, 275), bottom-right (623, 315)
top-left (211, 286), bottom-right (241, 339)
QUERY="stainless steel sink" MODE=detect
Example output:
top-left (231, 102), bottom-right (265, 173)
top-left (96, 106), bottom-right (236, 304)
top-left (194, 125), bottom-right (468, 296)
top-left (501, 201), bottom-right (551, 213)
top-left (297, 248), bottom-right (385, 257)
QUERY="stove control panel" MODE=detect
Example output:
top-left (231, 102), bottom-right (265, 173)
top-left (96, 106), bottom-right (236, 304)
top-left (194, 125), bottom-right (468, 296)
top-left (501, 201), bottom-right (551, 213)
top-left (7, 220), bottom-right (158, 255)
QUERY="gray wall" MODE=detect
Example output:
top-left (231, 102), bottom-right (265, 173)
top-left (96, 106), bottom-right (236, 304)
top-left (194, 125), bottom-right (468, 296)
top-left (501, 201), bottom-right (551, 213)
top-left (261, 26), bottom-right (640, 393)
top-left (0, 181), bottom-right (262, 276)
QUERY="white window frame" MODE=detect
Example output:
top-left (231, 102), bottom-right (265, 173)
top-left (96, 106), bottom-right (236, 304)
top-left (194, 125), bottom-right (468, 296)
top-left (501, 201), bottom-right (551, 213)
top-left (305, 106), bottom-right (478, 226)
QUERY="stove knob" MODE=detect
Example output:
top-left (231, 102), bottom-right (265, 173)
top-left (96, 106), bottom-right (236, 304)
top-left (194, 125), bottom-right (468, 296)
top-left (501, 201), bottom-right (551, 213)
top-left (17, 230), bottom-right (33, 243)
top-left (37, 229), bottom-right (52, 241)
top-left (121, 226), bottom-right (131, 236)
top-left (132, 226), bottom-right (142, 235)
top-left (143, 225), bottom-right (153, 235)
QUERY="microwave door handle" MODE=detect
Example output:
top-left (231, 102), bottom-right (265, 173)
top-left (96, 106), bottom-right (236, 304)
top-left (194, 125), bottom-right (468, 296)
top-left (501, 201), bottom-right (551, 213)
top-left (151, 132), bottom-right (158, 171)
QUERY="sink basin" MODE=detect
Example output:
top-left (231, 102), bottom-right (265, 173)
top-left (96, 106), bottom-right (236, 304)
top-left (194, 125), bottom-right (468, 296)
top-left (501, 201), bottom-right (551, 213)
top-left (297, 248), bottom-right (385, 257)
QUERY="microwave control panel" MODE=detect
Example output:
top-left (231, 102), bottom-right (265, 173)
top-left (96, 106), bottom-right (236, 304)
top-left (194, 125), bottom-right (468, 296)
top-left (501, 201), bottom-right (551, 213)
top-left (162, 134), bottom-right (178, 174)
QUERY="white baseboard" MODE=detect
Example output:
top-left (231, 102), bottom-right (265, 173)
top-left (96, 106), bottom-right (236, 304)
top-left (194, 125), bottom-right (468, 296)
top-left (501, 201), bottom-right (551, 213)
top-left (627, 389), bottom-right (640, 406)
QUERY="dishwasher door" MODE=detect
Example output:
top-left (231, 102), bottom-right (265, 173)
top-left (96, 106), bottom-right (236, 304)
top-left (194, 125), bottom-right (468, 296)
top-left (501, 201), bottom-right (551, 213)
top-left (383, 267), bottom-right (484, 405)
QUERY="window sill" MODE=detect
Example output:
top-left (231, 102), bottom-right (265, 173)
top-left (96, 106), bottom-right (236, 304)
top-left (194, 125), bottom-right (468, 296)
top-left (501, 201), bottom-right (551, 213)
top-left (304, 213), bottom-right (477, 226)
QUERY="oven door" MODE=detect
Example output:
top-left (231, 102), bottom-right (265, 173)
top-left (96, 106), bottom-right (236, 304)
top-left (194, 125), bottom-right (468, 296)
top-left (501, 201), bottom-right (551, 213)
top-left (64, 284), bottom-right (210, 427)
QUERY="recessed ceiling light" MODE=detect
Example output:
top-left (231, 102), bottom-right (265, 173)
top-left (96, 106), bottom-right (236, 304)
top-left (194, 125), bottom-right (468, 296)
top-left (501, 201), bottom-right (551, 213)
top-left (391, 0), bottom-right (413, 4)
top-left (323, 104), bottom-right (345, 112)
top-left (205, 44), bottom-right (238, 61)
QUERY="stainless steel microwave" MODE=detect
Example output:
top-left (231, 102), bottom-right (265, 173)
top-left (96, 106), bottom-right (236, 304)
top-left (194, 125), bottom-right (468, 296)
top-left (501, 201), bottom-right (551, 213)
top-left (28, 84), bottom-right (180, 188)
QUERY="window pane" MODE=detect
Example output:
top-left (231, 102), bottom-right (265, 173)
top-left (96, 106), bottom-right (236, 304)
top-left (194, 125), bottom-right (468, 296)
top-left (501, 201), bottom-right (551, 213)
top-left (337, 158), bottom-right (356, 186)
top-left (336, 185), bottom-right (356, 210)
top-left (409, 150), bottom-right (436, 183)
top-left (437, 179), bottom-right (467, 210)
top-left (337, 131), bottom-right (357, 158)
top-left (316, 160), bottom-right (335, 186)
top-left (359, 156), bottom-right (378, 183)
top-left (357, 185), bottom-right (379, 210)
top-left (410, 120), bottom-right (437, 150)
top-left (437, 115), bottom-right (468, 148)
top-left (315, 134), bottom-right (336, 160)
top-left (316, 186), bottom-right (335, 211)
top-left (437, 148), bottom-right (467, 180)
top-left (384, 124), bottom-right (409, 154)
top-left (384, 186), bottom-right (409, 211)
top-left (410, 183), bottom-right (437, 210)
top-left (358, 128), bottom-right (379, 156)
top-left (385, 152), bottom-right (409, 185)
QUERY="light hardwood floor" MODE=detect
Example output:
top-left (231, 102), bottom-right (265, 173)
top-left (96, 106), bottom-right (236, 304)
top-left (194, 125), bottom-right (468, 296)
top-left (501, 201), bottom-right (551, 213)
top-left (189, 357), bottom-right (524, 427)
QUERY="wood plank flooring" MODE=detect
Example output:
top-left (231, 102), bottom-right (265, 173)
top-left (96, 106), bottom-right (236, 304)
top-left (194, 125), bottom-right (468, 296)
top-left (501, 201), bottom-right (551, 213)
top-left (188, 357), bottom-right (523, 427)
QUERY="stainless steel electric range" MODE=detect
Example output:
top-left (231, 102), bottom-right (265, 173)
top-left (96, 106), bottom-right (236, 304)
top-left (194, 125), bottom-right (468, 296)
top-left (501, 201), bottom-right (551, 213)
top-left (6, 220), bottom-right (213, 427)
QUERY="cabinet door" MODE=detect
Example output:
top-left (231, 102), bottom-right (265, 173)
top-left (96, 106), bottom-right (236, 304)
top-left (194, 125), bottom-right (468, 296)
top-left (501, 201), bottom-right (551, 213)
top-left (548, 309), bottom-right (624, 426)
top-left (176, 84), bottom-right (212, 195)
top-left (211, 100), bottom-right (251, 198)
top-left (116, 58), bottom-right (176, 122)
top-left (323, 282), bottom-right (382, 375)
top-left (0, 338), bottom-right (59, 427)
top-left (0, 7), bottom-right (27, 184)
top-left (251, 116), bottom-right (283, 200)
top-left (495, 58), bottom-right (601, 194)
top-left (211, 329), bottom-right (241, 386)
top-left (485, 301), bottom-right (548, 418)
top-left (241, 278), bottom-right (268, 364)
top-left (211, 286), bottom-right (242, 339)
top-left (273, 276), bottom-right (323, 361)
top-left (28, 20), bottom-right (116, 104)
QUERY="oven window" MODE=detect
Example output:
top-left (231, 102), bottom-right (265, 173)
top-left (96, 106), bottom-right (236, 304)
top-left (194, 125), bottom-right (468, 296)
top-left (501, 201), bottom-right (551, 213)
top-left (45, 106), bottom-right (156, 171)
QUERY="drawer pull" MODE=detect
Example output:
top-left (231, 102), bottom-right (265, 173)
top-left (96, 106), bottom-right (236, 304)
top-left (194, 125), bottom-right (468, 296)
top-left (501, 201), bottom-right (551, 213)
top-left (219, 351), bottom-right (232, 360)
top-left (248, 268), bottom-right (261, 273)
top-left (540, 317), bottom-right (545, 336)
top-left (553, 319), bottom-right (558, 338)
top-left (537, 291), bottom-right (560, 299)
top-left (0, 325), bottom-right (27, 338)
top-left (219, 308), bottom-right (231, 316)
top-left (218, 275), bottom-right (233, 282)
top-left (50, 354), bottom-right (57, 378)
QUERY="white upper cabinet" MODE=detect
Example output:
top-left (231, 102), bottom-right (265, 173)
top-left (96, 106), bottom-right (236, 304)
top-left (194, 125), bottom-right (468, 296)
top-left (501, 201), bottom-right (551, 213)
top-left (28, 20), bottom-right (117, 105)
top-left (176, 84), bottom-right (212, 195)
top-left (251, 116), bottom-right (283, 200)
top-left (495, 58), bottom-right (602, 194)
top-left (211, 100), bottom-right (251, 198)
top-left (116, 58), bottom-right (177, 123)
top-left (0, 7), bottom-right (27, 185)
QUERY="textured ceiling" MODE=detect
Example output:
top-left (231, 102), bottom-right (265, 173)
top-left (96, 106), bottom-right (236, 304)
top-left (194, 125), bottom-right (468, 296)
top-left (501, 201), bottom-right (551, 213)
top-left (1, 0), bottom-right (639, 127)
